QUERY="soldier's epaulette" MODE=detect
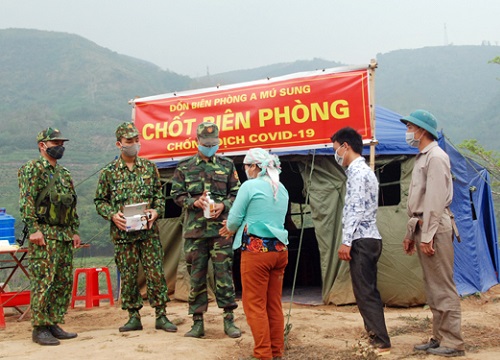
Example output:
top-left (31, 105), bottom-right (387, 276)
top-left (58, 166), bottom-right (71, 175)
top-left (137, 156), bottom-right (155, 167)
top-left (176, 155), bottom-right (196, 166)
top-left (95, 159), bottom-right (118, 174)
top-left (216, 155), bottom-right (235, 165)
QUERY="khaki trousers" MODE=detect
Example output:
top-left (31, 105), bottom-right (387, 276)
top-left (416, 226), bottom-right (464, 350)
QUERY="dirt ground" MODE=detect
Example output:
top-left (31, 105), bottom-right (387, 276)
top-left (1, 285), bottom-right (500, 360)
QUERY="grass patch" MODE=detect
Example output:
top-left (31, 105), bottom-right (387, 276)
top-left (389, 315), bottom-right (431, 336)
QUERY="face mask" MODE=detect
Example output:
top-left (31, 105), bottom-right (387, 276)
top-left (334, 146), bottom-right (345, 167)
top-left (45, 144), bottom-right (65, 160)
top-left (405, 131), bottom-right (420, 148)
top-left (120, 143), bottom-right (140, 157)
top-left (198, 144), bottom-right (219, 158)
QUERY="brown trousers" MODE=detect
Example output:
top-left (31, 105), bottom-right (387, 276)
top-left (416, 224), bottom-right (464, 350)
top-left (241, 250), bottom-right (288, 360)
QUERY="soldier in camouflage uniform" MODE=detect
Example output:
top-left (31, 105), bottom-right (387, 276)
top-left (18, 128), bottom-right (81, 346)
top-left (171, 122), bottom-right (242, 339)
top-left (94, 122), bottom-right (177, 333)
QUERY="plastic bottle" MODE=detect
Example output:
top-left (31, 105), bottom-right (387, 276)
top-left (203, 192), bottom-right (215, 219)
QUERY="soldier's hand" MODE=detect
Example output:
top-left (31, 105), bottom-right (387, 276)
top-left (194, 191), bottom-right (209, 209)
top-left (73, 234), bottom-right (82, 248)
top-left (403, 238), bottom-right (416, 255)
top-left (29, 230), bottom-right (45, 246)
top-left (212, 202), bottom-right (224, 219)
top-left (112, 211), bottom-right (127, 231)
top-left (145, 208), bottom-right (158, 228)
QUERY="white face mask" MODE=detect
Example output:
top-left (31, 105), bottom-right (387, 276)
top-left (405, 131), bottom-right (420, 148)
top-left (334, 145), bottom-right (345, 167)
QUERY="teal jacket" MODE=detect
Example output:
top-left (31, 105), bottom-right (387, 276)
top-left (226, 176), bottom-right (289, 250)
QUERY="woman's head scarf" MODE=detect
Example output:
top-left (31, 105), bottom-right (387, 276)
top-left (243, 148), bottom-right (281, 198)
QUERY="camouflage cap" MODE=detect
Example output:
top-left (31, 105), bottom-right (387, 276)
top-left (36, 127), bottom-right (69, 143)
top-left (115, 122), bottom-right (139, 140)
top-left (196, 122), bottom-right (220, 146)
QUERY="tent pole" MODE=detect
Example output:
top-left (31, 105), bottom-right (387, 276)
top-left (284, 149), bottom-right (316, 347)
top-left (368, 59), bottom-right (378, 170)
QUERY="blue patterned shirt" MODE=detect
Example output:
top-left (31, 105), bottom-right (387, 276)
top-left (342, 156), bottom-right (381, 246)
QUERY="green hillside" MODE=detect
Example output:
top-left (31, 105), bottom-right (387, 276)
top-left (376, 45), bottom-right (500, 149)
top-left (0, 29), bottom-right (192, 252)
top-left (0, 29), bottom-right (498, 254)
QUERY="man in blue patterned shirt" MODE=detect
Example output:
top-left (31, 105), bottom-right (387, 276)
top-left (331, 127), bottom-right (391, 355)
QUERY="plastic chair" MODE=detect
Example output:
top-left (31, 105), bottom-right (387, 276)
top-left (0, 290), bottom-right (31, 328)
top-left (71, 267), bottom-right (114, 309)
top-left (0, 302), bottom-right (5, 329)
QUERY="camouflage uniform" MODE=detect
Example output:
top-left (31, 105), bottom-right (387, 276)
top-left (171, 148), bottom-right (240, 315)
top-left (18, 130), bottom-right (79, 328)
top-left (94, 123), bottom-right (169, 319)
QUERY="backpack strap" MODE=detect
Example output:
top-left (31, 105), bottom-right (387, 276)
top-left (35, 168), bottom-right (60, 210)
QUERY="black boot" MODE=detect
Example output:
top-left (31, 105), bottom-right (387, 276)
top-left (48, 324), bottom-right (78, 339)
top-left (32, 326), bottom-right (60, 346)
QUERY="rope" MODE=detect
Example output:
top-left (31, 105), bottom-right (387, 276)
top-left (284, 149), bottom-right (316, 348)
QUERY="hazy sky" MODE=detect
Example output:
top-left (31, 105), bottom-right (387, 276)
top-left (2, 0), bottom-right (499, 77)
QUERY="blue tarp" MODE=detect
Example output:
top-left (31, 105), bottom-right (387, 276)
top-left (439, 138), bottom-right (500, 295)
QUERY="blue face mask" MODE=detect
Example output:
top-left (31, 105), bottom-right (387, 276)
top-left (198, 144), bottom-right (219, 158)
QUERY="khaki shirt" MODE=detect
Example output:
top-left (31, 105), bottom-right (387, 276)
top-left (406, 141), bottom-right (453, 243)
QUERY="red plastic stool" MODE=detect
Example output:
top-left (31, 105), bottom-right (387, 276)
top-left (0, 301), bottom-right (5, 329)
top-left (71, 267), bottom-right (114, 309)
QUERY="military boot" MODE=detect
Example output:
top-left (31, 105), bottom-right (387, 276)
top-left (48, 324), bottom-right (78, 339)
top-left (119, 314), bottom-right (143, 332)
top-left (32, 326), bottom-right (60, 346)
top-left (223, 311), bottom-right (241, 338)
top-left (155, 315), bottom-right (178, 332)
top-left (184, 314), bottom-right (204, 338)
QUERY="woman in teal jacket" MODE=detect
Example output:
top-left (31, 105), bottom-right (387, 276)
top-left (220, 148), bottom-right (289, 360)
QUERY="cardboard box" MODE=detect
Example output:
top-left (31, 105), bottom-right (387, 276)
top-left (125, 214), bottom-right (148, 232)
top-left (123, 202), bottom-right (149, 232)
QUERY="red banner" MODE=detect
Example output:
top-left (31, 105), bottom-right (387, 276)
top-left (133, 67), bottom-right (372, 161)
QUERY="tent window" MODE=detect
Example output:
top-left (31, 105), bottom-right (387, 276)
top-left (376, 161), bottom-right (401, 207)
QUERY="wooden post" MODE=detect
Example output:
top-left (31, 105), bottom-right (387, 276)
top-left (368, 59), bottom-right (378, 170)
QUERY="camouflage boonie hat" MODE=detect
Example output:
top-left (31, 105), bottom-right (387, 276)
top-left (115, 122), bottom-right (139, 140)
top-left (36, 127), bottom-right (69, 143)
top-left (197, 122), bottom-right (220, 146)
